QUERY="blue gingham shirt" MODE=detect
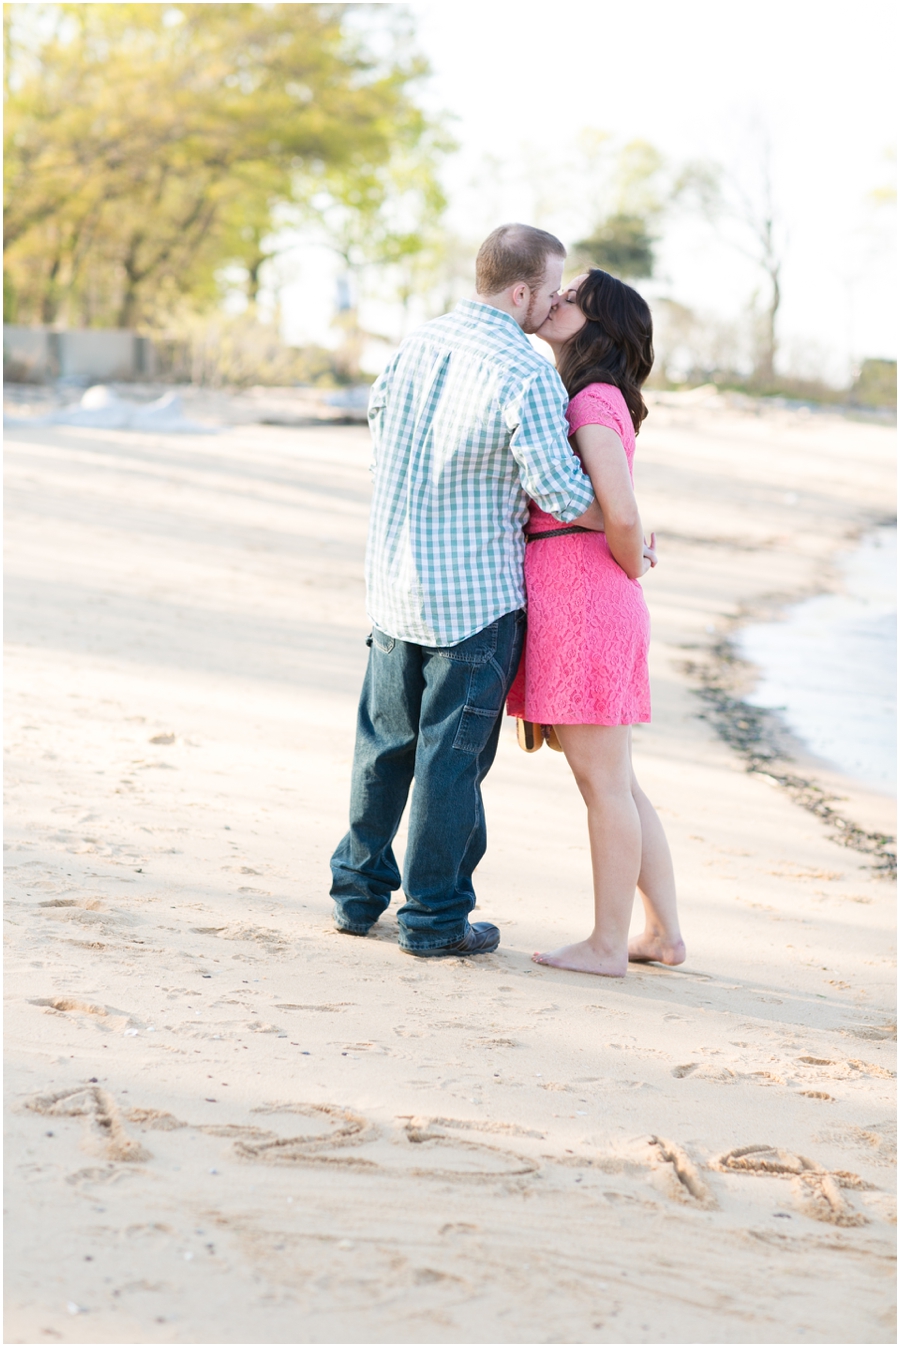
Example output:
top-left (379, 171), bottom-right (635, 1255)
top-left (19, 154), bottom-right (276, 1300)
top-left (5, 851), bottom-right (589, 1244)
top-left (365, 299), bottom-right (596, 646)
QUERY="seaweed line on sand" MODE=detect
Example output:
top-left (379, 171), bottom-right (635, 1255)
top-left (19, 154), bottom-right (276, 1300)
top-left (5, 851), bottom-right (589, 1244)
top-left (680, 617), bottom-right (896, 880)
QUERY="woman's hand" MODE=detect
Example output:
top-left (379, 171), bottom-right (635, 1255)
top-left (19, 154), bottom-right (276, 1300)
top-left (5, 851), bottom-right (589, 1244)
top-left (639, 532), bottom-right (657, 576)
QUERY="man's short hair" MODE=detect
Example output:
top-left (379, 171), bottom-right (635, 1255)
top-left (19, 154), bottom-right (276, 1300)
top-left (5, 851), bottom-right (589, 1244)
top-left (476, 224), bottom-right (566, 295)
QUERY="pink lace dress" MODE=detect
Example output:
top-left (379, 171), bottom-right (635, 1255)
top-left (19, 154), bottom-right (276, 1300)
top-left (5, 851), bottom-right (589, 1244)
top-left (507, 382), bottom-right (651, 726)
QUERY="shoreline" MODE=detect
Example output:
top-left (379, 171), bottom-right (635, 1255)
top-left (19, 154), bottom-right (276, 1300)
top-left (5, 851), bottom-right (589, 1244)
top-left (686, 625), bottom-right (896, 878)
top-left (645, 391), bottom-right (897, 875)
top-left (680, 516), bottom-right (896, 878)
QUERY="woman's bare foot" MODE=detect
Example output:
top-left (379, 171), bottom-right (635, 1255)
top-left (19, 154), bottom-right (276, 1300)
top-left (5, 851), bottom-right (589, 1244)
top-left (532, 939), bottom-right (628, 977)
top-left (628, 930), bottom-right (686, 966)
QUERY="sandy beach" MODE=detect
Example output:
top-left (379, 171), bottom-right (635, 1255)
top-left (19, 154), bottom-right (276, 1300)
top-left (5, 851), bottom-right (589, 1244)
top-left (4, 390), bottom-right (896, 1344)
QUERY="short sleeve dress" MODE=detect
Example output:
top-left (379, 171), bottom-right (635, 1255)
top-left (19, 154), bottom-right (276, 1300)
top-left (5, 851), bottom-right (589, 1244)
top-left (506, 382), bottom-right (651, 725)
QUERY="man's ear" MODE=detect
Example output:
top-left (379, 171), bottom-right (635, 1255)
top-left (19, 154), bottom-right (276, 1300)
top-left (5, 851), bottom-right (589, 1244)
top-left (510, 282), bottom-right (530, 310)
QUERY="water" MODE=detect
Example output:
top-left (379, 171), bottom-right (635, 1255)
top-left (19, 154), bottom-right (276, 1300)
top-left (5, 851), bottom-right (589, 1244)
top-left (737, 525), bottom-right (897, 795)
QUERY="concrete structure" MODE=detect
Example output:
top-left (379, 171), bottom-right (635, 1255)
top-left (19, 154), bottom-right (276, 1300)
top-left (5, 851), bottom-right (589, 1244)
top-left (3, 326), bottom-right (155, 383)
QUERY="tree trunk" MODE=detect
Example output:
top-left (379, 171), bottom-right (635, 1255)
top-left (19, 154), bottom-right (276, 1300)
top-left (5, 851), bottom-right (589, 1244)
top-left (3, 267), bottom-right (17, 323)
top-left (40, 253), bottom-right (62, 325)
top-left (754, 261), bottom-right (780, 386)
top-left (118, 233), bottom-right (145, 328)
top-left (118, 277), bottom-right (139, 329)
top-left (247, 253), bottom-right (264, 305)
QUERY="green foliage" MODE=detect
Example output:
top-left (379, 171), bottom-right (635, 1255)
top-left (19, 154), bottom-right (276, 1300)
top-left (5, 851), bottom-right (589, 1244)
top-left (851, 359), bottom-right (897, 409)
top-left (571, 138), bottom-right (668, 281)
top-left (611, 140), bottom-right (666, 218)
top-left (573, 213), bottom-right (656, 280)
top-left (3, 3), bottom-right (447, 328)
top-left (283, 112), bottom-right (452, 377)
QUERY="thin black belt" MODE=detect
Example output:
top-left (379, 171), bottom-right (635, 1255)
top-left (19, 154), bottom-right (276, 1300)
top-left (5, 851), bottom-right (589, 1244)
top-left (525, 525), bottom-right (592, 543)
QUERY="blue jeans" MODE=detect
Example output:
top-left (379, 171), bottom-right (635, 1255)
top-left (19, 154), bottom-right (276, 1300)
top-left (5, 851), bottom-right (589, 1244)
top-left (330, 609), bottom-right (526, 951)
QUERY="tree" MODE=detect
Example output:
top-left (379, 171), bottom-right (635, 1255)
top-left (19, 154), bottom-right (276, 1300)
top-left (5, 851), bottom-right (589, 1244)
top-left (3, 3), bottom-right (445, 329)
top-left (288, 114), bottom-right (452, 376)
top-left (677, 134), bottom-right (786, 386)
top-left (574, 213), bottom-right (656, 280)
top-left (732, 154), bottom-right (782, 386)
top-left (573, 139), bottom-right (666, 280)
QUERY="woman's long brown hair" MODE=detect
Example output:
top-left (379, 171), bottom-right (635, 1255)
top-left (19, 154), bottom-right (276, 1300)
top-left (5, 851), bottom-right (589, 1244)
top-left (556, 269), bottom-right (654, 434)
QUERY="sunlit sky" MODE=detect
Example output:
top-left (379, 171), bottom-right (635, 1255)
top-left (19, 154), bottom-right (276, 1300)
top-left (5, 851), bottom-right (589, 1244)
top-left (280, 0), bottom-right (896, 382)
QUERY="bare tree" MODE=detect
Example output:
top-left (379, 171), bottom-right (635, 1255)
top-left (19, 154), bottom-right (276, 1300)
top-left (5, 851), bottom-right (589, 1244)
top-left (733, 148), bottom-right (782, 385)
top-left (679, 130), bottom-right (786, 386)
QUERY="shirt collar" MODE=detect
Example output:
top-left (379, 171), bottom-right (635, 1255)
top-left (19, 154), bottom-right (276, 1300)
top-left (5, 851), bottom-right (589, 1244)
top-left (454, 298), bottom-right (528, 339)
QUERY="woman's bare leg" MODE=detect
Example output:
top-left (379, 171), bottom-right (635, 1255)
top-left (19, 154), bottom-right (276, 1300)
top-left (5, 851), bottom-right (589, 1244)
top-left (628, 764), bottom-right (686, 965)
top-left (532, 724), bottom-right (638, 976)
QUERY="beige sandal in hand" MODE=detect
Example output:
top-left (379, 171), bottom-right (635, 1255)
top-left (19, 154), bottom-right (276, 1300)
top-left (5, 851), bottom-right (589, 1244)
top-left (516, 720), bottom-right (563, 753)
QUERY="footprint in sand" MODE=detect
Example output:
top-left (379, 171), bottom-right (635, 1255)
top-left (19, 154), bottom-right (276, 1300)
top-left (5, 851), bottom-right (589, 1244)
top-left (37, 902), bottom-right (108, 927)
top-left (190, 923), bottom-right (288, 950)
top-left (28, 996), bottom-right (140, 1033)
top-left (840, 1022), bottom-right (896, 1042)
top-left (670, 1059), bottom-right (883, 1095)
top-left (333, 1041), bottom-right (390, 1055)
top-left (34, 899), bottom-right (138, 943)
top-left (796, 1055), bottom-right (896, 1081)
top-left (671, 1063), bottom-right (739, 1082)
top-left (65, 1164), bottom-right (144, 1188)
top-left (274, 1003), bottom-right (355, 1013)
top-left (815, 1120), bottom-right (896, 1166)
top-left (37, 897), bottom-right (104, 911)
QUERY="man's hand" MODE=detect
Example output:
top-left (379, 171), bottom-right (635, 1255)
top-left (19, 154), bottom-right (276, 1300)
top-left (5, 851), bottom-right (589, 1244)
top-left (571, 498), bottom-right (605, 532)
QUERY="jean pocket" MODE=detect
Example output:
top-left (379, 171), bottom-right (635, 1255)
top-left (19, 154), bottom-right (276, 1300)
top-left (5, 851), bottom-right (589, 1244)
top-left (453, 704), bottom-right (500, 754)
top-left (371, 628), bottom-right (395, 654)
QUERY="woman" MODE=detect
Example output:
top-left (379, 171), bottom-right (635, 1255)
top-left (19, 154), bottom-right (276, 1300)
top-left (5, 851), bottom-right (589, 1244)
top-left (507, 269), bottom-right (685, 976)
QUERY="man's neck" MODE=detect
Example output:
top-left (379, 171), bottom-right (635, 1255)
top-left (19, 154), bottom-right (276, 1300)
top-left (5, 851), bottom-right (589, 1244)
top-left (472, 292), bottom-right (526, 329)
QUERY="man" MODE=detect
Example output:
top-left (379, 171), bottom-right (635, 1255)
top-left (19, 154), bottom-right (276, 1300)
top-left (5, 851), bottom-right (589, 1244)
top-left (330, 223), bottom-right (604, 957)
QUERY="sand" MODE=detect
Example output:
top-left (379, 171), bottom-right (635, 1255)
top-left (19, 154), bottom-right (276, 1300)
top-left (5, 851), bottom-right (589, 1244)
top-left (4, 390), bottom-right (896, 1344)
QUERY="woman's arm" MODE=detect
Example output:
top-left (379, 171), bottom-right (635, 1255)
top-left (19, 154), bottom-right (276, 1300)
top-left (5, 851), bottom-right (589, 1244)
top-left (573, 423), bottom-right (648, 580)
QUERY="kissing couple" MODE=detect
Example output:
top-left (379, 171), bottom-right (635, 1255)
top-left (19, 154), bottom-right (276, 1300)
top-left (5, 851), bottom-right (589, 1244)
top-left (330, 223), bottom-right (685, 977)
